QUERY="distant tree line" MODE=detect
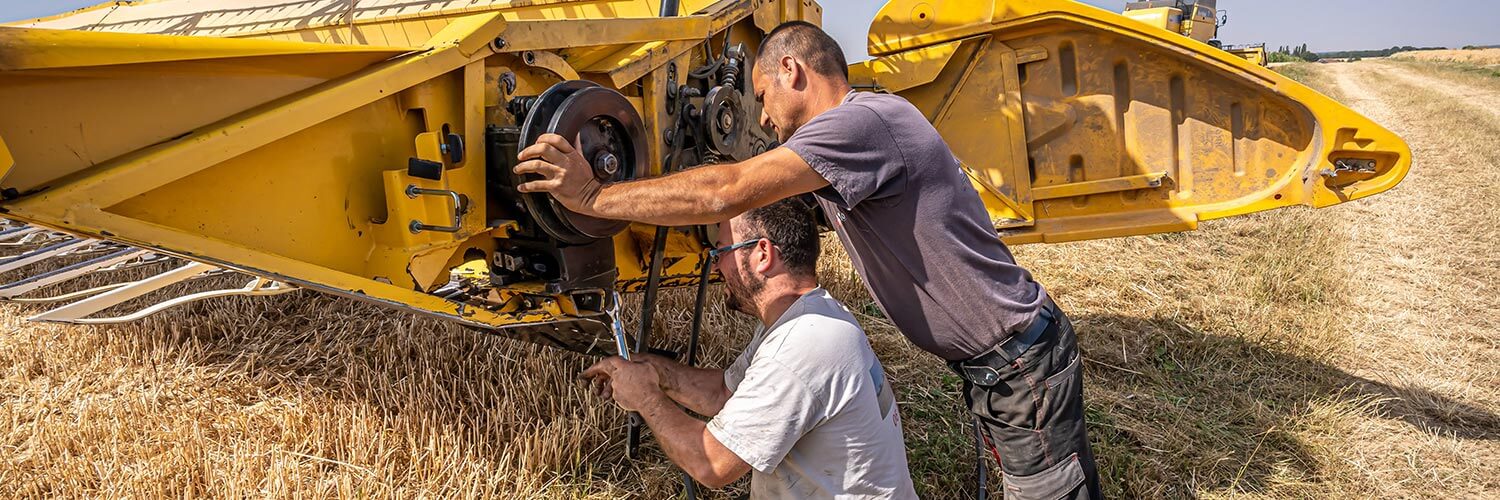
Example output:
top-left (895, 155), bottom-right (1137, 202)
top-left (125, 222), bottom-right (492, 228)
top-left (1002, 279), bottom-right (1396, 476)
top-left (1268, 44), bottom-right (1452, 63)
top-left (1321, 46), bottom-right (1448, 59)
top-left (1270, 44), bottom-right (1319, 63)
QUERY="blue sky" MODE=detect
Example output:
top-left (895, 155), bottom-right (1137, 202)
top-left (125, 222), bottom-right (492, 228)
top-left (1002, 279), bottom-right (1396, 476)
top-left (2, 0), bottom-right (1495, 57)
top-left (823, 0), bottom-right (1499, 59)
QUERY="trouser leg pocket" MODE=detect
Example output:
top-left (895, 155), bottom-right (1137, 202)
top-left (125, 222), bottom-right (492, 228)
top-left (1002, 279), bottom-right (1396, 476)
top-left (1002, 452), bottom-right (1087, 500)
top-left (960, 311), bottom-right (1101, 499)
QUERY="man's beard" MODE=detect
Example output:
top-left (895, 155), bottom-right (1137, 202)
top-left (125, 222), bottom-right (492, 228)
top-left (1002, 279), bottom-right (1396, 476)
top-left (723, 255), bottom-right (765, 316)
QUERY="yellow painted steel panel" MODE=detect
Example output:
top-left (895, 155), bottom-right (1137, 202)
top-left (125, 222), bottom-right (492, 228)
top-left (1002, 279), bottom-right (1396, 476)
top-left (0, 0), bottom-right (1408, 351)
top-left (0, 27), bottom-right (411, 70)
top-left (860, 0), bottom-right (1408, 243)
top-left (0, 135), bottom-right (12, 183)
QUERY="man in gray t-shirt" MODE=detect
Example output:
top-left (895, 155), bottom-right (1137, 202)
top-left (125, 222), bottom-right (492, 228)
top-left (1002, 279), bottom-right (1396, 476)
top-left (582, 200), bottom-right (915, 497)
top-left (521, 22), bottom-right (1100, 499)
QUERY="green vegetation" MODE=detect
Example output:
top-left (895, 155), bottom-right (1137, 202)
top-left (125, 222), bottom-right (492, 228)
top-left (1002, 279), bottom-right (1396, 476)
top-left (1270, 44), bottom-right (1453, 63)
top-left (1272, 44), bottom-right (1321, 62)
top-left (1320, 45), bottom-right (1448, 59)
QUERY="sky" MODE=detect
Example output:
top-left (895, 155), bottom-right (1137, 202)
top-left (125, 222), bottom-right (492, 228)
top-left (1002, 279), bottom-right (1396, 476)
top-left (1, 0), bottom-right (1495, 58)
top-left (820, 0), bottom-right (1500, 60)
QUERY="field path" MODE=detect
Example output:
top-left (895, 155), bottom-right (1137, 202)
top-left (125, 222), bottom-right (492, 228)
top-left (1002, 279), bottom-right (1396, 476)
top-left (1314, 60), bottom-right (1499, 478)
top-left (1375, 60), bottom-right (1500, 122)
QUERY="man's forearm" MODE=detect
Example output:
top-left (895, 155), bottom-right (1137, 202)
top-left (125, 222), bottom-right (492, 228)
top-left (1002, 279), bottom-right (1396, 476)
top-left (640, 354), bottom-right (731, 416)
top-left (589, 166), bottom-right (746, 226)
top-left (583, 148), bottom-right (829, 226)
top-left (637, 393), bottom-right (748, 488)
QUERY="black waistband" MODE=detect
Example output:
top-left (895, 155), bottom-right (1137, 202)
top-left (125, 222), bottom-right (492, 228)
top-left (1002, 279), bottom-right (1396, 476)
top-left (951, 302), bottom-right (1057, 386)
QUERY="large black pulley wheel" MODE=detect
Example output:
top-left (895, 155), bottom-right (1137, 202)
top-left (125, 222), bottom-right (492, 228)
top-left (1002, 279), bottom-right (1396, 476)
top-left (517, 81), bottom-right (647, 244)
top-left (704, 85), bottom-right (745, 158)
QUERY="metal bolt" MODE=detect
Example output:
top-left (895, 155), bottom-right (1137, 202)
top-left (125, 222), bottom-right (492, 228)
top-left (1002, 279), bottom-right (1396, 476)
top-left (595, 152), bottom-right (620, 176)
top-left (492, 37), bottom-right (507, 50)
top-left (717, 108), bottom-right (735, 132)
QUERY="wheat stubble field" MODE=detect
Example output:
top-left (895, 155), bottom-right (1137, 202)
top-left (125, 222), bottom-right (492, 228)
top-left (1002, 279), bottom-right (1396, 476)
top-left (2, 60), bottom-right (1496, 498)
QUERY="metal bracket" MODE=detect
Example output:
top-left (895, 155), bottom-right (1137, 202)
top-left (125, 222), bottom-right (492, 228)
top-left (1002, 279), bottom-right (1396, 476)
top-left (522, 50), bottom-right (581, 81)
top-left (405, 185), bottom-right (469, 233)
top-left (1323, 158), bottom-right (1378, 178)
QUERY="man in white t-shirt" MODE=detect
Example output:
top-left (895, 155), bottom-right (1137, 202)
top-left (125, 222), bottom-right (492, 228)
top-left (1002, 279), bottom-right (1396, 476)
top-left (582, 198), bottom-right (915, 498)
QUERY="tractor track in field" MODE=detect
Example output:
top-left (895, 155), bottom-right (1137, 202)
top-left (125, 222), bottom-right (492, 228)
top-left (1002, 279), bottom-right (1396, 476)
top-left (1313, 59), bottom-right (1500, 492)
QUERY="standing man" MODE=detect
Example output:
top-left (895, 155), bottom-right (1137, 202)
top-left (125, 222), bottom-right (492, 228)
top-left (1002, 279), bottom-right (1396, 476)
top-left (517, 21), bottom-right (1101, 499)
top-left (582, 199), bottom-right (916, 497)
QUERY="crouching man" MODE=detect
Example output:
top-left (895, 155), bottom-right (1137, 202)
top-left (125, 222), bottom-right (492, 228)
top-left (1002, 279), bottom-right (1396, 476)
top-left (582, 199), bottom-right (916, 498)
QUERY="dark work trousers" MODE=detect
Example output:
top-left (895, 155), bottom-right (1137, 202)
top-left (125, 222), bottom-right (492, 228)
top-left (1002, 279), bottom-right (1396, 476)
top-left (950, 300), bottom-right (1102, 500)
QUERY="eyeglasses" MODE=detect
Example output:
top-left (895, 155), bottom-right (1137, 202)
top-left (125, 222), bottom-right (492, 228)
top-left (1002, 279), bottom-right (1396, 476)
top-left (709, 238), bottom-right (766, 262)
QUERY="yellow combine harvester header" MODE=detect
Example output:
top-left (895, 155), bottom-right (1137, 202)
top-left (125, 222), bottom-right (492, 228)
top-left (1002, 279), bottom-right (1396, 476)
top-left (1122, 0), bottom-right (1223, 44)
top-left (1122, 0), bottom-right (1268, 66)
top-left (0, 0), bottom-right (1408, 353)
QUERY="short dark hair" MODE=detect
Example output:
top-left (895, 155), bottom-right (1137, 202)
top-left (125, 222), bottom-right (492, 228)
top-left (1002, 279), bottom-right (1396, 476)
top-left (740, 197), bottom-right (820, 277)
top-left (756, 21), bottom-right (849, 81)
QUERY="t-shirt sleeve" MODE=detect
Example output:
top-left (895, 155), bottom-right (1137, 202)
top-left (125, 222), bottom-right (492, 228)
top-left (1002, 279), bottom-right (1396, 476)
top-left (706, 357), bottom-right (824, 473)
top-left (782, 104), bottom-right (907, 208)
top-left (723, 346), bottom-right (752, 392)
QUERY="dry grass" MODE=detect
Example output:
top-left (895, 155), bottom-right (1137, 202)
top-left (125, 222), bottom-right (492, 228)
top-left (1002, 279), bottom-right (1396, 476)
top-left (2, 61), bottom-right (1498, 498)
top-left (1390, 48), bottom-right (1500, 67)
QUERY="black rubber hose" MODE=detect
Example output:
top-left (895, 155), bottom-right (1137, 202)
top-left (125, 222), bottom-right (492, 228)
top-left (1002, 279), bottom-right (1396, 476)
top-left (687, 254), bottom-right (712, 367)
top-left (636, 226), bottom-right (669, 353)
top-left (689, 59), bottom-right (722, 80)
top-left (972, 416), bottom-right (990, 500)
top-left (676, 251), bottom-right (712, 499)
top-left (629, 225), bottom-right (670, 460)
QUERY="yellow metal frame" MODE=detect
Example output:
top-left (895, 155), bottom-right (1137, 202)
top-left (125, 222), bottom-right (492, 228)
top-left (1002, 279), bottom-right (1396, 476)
top-left (855, 0), bottom-right (1409, 243)
top-left (0, 136), bottom-right (11, 181)
top-left (0, 0), bottom-right (1408, 347)
top-left (0, 0), bottom-right (821, 339)
top-left (1227, 45), bottom-right (1269, 67)
top-left (1, 14), bottom-right (530, 329)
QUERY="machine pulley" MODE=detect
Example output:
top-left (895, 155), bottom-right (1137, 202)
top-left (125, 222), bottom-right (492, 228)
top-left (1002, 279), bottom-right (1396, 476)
top-left (513, 81), bottom-right (647, 245)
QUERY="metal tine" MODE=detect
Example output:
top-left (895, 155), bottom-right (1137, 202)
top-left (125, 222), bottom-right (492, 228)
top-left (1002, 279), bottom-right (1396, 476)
top-left (0, 227), bottom-right (45, 245)
top-left (0, 238), bottom-right (91, 274)
top-left (30, 262), bottom-right (298, 325)
top-left (68, 277), bottom-right (298, 325)
top-left (29, 262), bottom-right (217, 323)
top-left (102, 252), bottom-right (174, 271)
top-left (9, 255), bottom-right (197, 305)
top-left (1, 230), bottom-right (68, 248)
top-left (0, 225), bottom-right (41, 241)
top-left (56, 240), bottom-right (126, 258)
top-left (0, 248), bottom-right (149, 300)
top-left (9, 283), bottom-right (133, 304)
